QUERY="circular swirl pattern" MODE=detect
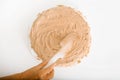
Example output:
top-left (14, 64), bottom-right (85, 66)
top-left (30, 5), bottom-right (91, 66)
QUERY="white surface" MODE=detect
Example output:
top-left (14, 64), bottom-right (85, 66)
top-left (0, 0), bottom-right (120, 79)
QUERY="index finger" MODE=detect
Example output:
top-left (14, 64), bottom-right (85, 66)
top-left (40, 63), bottom-right (56, 77)
top-left (33, 59), bottom-right (49, 70)
top-left (41, 69), bottom-right (54, 80)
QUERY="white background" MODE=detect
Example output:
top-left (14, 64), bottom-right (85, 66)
top-left (0, 0), bottom-right (120, 80)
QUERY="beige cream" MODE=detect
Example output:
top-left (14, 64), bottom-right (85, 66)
top-left (30, 5), bottom-right (91, 66)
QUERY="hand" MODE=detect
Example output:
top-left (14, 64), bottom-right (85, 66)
top-left (20, 60), bottom-right (55, 80)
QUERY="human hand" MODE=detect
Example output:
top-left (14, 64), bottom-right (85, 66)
top-left (20, 60), bottom-right (55, 80)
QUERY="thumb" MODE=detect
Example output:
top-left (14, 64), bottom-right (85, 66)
top-left (39, 63), bottom-right (55, 78)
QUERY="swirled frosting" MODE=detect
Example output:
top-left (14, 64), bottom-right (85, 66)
top-left (30, 5), bottom-right (91, 66)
